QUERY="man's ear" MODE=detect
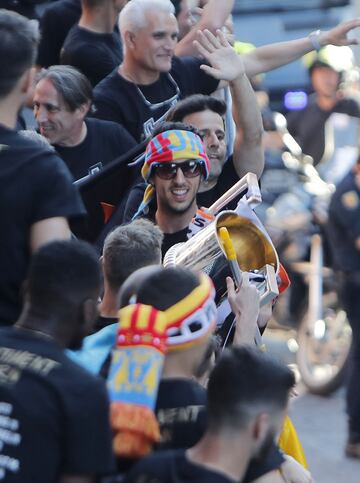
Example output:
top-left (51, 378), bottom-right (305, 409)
top-left (124, 30), bottom-right (137, 50)
top-left (80, 298), bottom-right (99, 333)
top-left (252, 412), bottom-right (270, 445)
top-left (19, 68), bottom-right (35, 96)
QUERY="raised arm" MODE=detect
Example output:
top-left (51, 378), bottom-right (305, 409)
top-left (175, 0), bottom-right (234, 57)
top-left (242, 18), bottom-right (360, 78)
top-left (194, 29), bottom-right (264, 178)
top-left (230, 72), bottom-right (264, 179)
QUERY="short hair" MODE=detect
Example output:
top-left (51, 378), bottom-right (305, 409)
top-left (37, 65), bottom-right (93, 112)
top-left (103, 219), bottom-right (163, 290)
top-left (170, 0), bottom-right (182, 17)
top-left (135, 266), bottom-right (199, 310)
top-left (0, 10), bottom-right (39, 99)
top-left (119, 0), bottom-right (175, 37)
top-left (151, 121), bottom-right (201, 138)
top-left (27, 240), bottom-right (101, 315)
top-left (207, 346), bottom-right (295, 433)
top-left (167, 94), bottom-right (227, 122)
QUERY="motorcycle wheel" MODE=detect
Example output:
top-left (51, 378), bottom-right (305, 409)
top-left (296, 292), bottom-right (352, 396)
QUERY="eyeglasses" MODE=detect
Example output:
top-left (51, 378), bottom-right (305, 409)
top-left (136, 73), bottom-right (180, 111)
top-left (153, 160), bottom-right (203, 180)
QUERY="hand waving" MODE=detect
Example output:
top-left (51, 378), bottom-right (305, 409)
top-left (320, 18), bottom-right (360, 47)
top-left (193, 29), bottom-right (245, 82)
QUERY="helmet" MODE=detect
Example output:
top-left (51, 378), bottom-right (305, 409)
top-left (303, 45), bottom-right (354, 76)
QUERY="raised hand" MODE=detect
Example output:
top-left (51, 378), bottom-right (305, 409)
top-left (193, 28), bottom-right (245, 81)
top-left (320, 18), bottom-right (360, 47)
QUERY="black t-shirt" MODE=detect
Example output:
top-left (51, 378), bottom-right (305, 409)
top-left (0, 328), bottom-right (115, 482)
top-left (286, 96), bottom-right (360, 165)
top-left (0, 124), bottom-right (85, 326)
top-left (155, 379), bottom-right (284, 483)
top-left (54, 118), bottom-right (137, 180)
top-left (37, 0), bottom-right (81, 67)
top-left (60, 25), bottom-right (123, 87)
top-left (122, 157), bottom-right (240, 224)
top-left (197, 156), bottom-right (239, 209)
top-left (92, 57), bottom-right (219, 142)
top-left (124, 449), bottom-right (236, 483)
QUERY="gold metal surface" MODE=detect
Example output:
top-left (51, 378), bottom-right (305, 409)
top-left (216, 213), bottom-right (278, 272)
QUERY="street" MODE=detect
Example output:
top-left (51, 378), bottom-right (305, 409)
top-left (264, 328), bottom-right (360, 483)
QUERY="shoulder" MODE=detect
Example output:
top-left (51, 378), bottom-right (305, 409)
top-left (125, 449), bottom-right (183, 481)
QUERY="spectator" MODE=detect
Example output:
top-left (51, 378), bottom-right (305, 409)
top-left (37, 0), bottom-right (81, 67)
top-left (93, 0), bottom-right (360, 144)
top-left (68, 219), bottom-right (163, 374)
top-left (60, 0), bottom-right (127, 86)
top-left (33, 65), bottom-right (136, 180)
top-left (0, 11), bottom-right (85, 326)
top-left (125, 345), bottom-right (296, 483)
top-left (287, 45), bottom-right (360, 165)
top-left (0, 240), bottom-right (115, 481)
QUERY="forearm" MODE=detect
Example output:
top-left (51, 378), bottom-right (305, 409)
top-left (175, 0), bottom-right (234, 56)
top-left (230, 73), bottom-right (264, 178)
top-left (243, 37), bottom-right (315, 78)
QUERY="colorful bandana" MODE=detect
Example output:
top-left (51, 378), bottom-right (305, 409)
top-left (133, 130), bottom-right (210, 219)
top-left (164, 273), bottom-right (217, 351)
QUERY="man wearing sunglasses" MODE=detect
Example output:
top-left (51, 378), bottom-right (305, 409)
top-left (135, 123), bottom-right (210, 255)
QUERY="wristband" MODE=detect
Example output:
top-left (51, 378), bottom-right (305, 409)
top-left (308, 29), bottom-right (322, 52)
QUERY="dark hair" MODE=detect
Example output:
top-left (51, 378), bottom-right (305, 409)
top-left (103, 219), bottom-right (163, 290)
top-left (135, 267), bottom-right (199, 310)
top-left (27, 240), bottom-right (101, 314)
top-left (166, 94), bottom-right (227, 123)
top-left (37, 65), bottom-right (93, 111)
top-left (194, 334), bottom-right (222, 379)
top-left (151, 121), bottom-right (201, 139)
top-left (0, 10), bottom-right (39, 98)
top-left (207, 346), bottom-right (295, 433)
top-left (170, 0), bottom-right (182, 17)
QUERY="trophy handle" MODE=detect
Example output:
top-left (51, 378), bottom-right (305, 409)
top-left (207, 173), bottom-right (261, 215)
top-left (260, 264), bottom-right (279, 307)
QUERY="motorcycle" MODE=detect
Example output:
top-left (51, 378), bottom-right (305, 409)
top-left (259, 112), bottom-right (354, 396)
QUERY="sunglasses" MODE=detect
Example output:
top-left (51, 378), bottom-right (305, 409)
top-left (153, 160), bottom-right (203, 180)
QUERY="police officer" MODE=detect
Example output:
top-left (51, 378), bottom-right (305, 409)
top-left (327, 156), bottom-right (360, 458)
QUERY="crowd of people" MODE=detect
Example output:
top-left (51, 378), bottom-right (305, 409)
top-left (1, 0), bottom-right (360, 481)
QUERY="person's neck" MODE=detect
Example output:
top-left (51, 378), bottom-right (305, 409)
top-left (316, 93), bottom-right (338, 111)
top-left (0, 97), bottom-right (22, 130)
top-left (155, 201), bottom-right (197, 234)
top-left (78, 8), bottom-right (116, 34)
top-left (99, 287), bottom-right (120, 318)
top-left (56, 121), bottom-right (87, 147)
top-left (119, 60), bottom-right (160, 85)
top-left (161, 354), bottom-right (197, 379)
top-left (14, 311), bottom-right (67, 348)
top-left (199, 177), bottom-right (218, 192)
top-left (187, 432), bottom-right (250, 482)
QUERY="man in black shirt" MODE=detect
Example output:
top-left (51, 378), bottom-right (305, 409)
top-left (37, 0), bottom-right (81, 67)
top-left (126, 345), bottom-right (296, 483)
top-left (0, 240), bottom-right (115, 482)
top-left (287, 46), bottom-right (360, 165)
top-left (93, 0), bottom-right (360, 144)
top-left (0, 12), bottom-right (85, 326)
top-left (33, 65), bottom-right (136, 180)
top-left (60, 0), bottom-right (127, 87)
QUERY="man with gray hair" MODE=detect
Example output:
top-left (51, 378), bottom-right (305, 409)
top-left (92, 0), bottom-right (360, 144)
top-left (34, 65), bottom-right (136, 180)
top-left (0, 10), bottom-right (85, 327)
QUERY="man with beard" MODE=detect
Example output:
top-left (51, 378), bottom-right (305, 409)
top-left (124, 345), bottom-right (296, 483)
top-left (0, 240), bottom-right (115, 482)
top-left (134, 123), bottom-right (211, 255)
